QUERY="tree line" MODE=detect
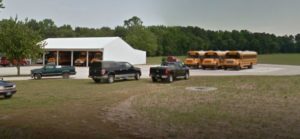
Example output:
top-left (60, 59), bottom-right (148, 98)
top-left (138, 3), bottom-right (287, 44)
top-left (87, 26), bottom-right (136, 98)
top-left (1, 16), bottom-right (300, 57)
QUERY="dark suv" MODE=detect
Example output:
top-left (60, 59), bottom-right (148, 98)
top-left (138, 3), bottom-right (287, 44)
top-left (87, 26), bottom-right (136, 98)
top-left (89, 61), bottom-right (141, 83)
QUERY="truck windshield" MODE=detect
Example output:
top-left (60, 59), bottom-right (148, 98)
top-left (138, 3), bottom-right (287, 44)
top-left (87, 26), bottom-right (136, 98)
top-left (45, 65), bottom-right (54, 69)
top-left (161, 62), bottom-right (176, 68)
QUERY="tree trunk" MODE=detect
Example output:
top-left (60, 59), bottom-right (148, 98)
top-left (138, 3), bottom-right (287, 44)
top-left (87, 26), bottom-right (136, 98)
top-left (17, 64), bottom-right (20, 76)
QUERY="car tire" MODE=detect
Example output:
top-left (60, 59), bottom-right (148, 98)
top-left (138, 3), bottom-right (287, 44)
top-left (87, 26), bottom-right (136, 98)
top-left (167, 75), bottom-right (173, 83)
top-left (34, 74), bottom-right (42, 80)
top-left (93, 79), bottom-right (101, 83)
top-left (184, 72), bottom-right (189, 80)
top-left (107, 75), bottom-right (115, 84)
top-left (4, 94), bottom-right (12, 99)
top-left (202, 67), bottom-right (206, 70)
top-left (62, 73), bottom-right (70, 79)
top-left (135, 73), bottom-right (140, 80)
top-left (151, 77), bottom-right (157, 82)
top-left (249, 64), bottom-right (253, 69)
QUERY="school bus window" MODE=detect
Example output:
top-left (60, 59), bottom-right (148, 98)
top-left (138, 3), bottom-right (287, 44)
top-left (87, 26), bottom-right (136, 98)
top-left (226, 54), bottom-right (240, 59)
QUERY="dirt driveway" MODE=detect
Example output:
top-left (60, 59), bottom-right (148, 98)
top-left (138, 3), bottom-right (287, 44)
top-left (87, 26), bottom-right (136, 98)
top-left (1, 64), bottom-right (300, 80)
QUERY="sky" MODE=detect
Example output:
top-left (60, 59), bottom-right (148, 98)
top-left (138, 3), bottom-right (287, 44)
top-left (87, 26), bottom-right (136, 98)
top-left (1, 0), bottom-right (300, 36)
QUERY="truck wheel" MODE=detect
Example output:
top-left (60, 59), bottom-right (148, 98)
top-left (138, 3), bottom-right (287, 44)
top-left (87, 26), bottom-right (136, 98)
top-left (63, 73), bottom-right (70, 79)
top-left (213, 66), bottom-right (217, 70)
top-left (167, 75), bottom-right (173, 83)
top-left (93, 79), bottom-right (101, 83)
top-left (184, 72), bottom-right (189, 80)
top-left (34, 74), bottom-right (42, 80)
top-left (135, 73), bottom-right (140, 80)
top-left (151, 77), bottom-right (157, 82)
top-left (107, 75), bottom-right (115, 84)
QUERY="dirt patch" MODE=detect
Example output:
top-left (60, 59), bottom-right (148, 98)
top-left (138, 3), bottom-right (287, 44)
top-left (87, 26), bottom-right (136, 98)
top-left (0, 115), bottom-right (10, 120)
top-left (186, 86), bottom-right (218, 92)
top-left (104, 95), bottom-right (167, 139)
top-left (236, 83), bottom-right (257, 90)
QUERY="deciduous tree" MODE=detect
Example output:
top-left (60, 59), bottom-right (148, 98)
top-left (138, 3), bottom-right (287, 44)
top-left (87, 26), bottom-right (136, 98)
top-left (0, 0), bottom-right (4, 9)
top-left (0, 18), bottom-right (44, 75)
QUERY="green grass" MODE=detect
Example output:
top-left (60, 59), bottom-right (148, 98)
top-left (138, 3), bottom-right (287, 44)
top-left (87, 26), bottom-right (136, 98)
top-left (258, 54), bottom-right (300, 65)
top-left (147, 54), bottom-right (300, 65)
top-left (132, 76), bottom-right (300, 139)
top-left (1, 77), bottom-right (300, 139)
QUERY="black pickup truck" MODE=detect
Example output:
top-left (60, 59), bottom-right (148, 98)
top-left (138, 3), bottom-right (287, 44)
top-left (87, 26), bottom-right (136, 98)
top-left (31, 65), bottom-right (76, 80)
top-left (89, 61), bottom-right (141, 83)
top-left (150, 62), bottom-right (190, 83)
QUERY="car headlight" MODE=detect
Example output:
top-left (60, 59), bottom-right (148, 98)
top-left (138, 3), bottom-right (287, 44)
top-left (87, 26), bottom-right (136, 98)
top-left (13, 85), bottom-right (16, 88)
top-left (0, 86), bottom-right (4, 90)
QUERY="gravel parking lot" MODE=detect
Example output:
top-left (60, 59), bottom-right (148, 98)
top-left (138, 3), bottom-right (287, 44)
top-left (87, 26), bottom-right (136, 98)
top-left (1, 64), bottom-right (300, 80)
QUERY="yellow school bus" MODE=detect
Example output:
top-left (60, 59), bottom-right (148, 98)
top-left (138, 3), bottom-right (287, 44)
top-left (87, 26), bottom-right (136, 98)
top-left (224, 51), bottom-right (257, 70)
top-left (202, 51), bottom-right (227, 69)
top-left (184, 51), bottom-right (205, 68)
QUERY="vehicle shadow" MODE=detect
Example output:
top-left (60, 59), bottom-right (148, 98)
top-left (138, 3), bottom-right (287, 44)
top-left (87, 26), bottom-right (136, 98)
top-left (0, 97), bottom-right (11, 100)
top-left (86, 78), bottom-right (144, 85)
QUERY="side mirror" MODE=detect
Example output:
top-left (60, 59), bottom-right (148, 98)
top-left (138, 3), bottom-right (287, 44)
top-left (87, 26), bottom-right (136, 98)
top-left (0, 77), bottom-right (3, 81)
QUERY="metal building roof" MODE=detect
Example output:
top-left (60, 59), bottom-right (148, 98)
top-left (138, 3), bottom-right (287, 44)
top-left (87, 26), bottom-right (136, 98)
top-left (42, 37), bottom-right (120, 50)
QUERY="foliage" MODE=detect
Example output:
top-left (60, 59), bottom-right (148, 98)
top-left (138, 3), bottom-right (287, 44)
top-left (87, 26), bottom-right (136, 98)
top-left (123, 16), bottom-right (158, 56)
top-left (0, 0), bottom-right (4, 9)
top-left (1, 16), bottom-right (300, 57)
top-left (0, 18), bottom-right (44, 75)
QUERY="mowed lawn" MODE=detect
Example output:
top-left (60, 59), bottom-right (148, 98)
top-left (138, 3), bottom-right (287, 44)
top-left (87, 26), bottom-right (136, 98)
top-left (0, 76), bottom-right (300, 139)
top-left (258, 54), bottom-right (300, 65)
top-left (147, 54), bottom-right (300, 65)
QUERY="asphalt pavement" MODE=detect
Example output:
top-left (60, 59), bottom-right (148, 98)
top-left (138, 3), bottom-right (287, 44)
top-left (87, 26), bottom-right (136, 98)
top-left (1, 64), bottom-right (300, 81)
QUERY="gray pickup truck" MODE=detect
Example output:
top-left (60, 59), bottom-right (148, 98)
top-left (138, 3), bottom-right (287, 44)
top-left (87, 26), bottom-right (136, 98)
top-left (31, 65), bottom-right (76, 80)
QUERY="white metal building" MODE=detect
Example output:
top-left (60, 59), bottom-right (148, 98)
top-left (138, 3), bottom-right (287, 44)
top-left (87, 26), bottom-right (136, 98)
top-left (41, 37), bottom-right (146, 66)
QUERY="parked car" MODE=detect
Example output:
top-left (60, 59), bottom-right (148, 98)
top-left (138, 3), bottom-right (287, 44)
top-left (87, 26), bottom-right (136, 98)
top-left (150, 62), bottom-right (189, 83)
top-left (74, 57), bottom-right (86, 66)
top-left (0, 78), bottom-right (16, 99)
top-left (75, 52), bottom-right (87, 66)
top-left (47, 57), bottom-right (56, 64)
top-left (36, 58), bottom-right (43, 64)
top-left (167, 56), bottom-right (180, 62)
top-left (89, 61), bottom-right (141, 83)
top-left (12, 59), bottom-right (30, 66)
top-left (0, 57), bottom-right (10, 67)
top-left (31, 64), bottom-right (76, 80)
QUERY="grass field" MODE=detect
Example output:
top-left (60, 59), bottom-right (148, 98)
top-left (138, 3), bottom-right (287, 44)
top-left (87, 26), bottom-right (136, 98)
top-left (258, 54), bottom-right (300, 65)
top-left (1, 77), bottom-right (300, 139)
top-left (147, 54), bottom-right (300, 65)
